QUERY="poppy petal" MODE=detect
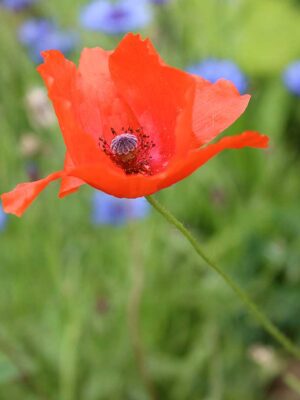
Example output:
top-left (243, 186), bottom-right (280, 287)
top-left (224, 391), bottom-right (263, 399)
top-left (1, 171), bottom-right (64, 217)
top-left (77, 47), bottom-right (138, 142)
top-left (192, 78), bottom-right (251, 146)
top-left (109, 33), bottom-right (195, 162)
top-left (171, 83), bottom-right (197, 161)
top-left (59, 153), bottom-right (85, 198)
top-left (160, 131), bottom-right (269, 189)
top-left (37, 50), bottom-right (101, 165)
top-left (69, 163), bottom-right (162, 198)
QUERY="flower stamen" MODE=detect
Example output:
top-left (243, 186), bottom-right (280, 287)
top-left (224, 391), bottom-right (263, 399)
top-left (99, 127), bottom-right (155, 175)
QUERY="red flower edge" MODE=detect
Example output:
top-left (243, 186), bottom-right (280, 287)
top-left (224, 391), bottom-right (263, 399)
top-left (1, 34), bottom-right (268, 216)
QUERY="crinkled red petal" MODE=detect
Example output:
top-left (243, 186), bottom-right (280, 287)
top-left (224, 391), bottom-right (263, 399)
top-left (192, 77), bottom-right (251, 146)
top-left (59, 153), bottom-right (85, 198)
top-left (1, 171), bottom-right (64, 217)
top-left (160, 131), bottom-right (269, 189)
top-left (37, 50), bottom-right (103, 166)
top-left (76, 47), bottom-right (139, 143)
top-left (109, 33), bottom-right (195, 164)
top-left (69, 164), bottom-right (162, 198)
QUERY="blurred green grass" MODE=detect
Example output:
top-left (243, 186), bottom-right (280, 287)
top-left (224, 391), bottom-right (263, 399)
top-left (1, 0), bottom-right (300, 399)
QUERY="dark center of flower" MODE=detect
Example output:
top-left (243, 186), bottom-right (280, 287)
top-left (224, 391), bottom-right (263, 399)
top-left (98, 127), bottom-right (155, 176)
top-left (110, 133), bottom-right (138, 157)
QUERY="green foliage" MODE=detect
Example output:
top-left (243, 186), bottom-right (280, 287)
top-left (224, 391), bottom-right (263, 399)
top-left (1, 0), bottom-right (300, 399)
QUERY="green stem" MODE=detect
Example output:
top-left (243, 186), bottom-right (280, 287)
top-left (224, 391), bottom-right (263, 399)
top-left (146, 195), bottom-right (300, 359)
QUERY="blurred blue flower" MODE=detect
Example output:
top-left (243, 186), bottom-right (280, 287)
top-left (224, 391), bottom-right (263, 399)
top-left (187, 59), bottom-right (248, 94)
top-left (283, 61), bottom-right (300, 96)
top-left (0, 0), bottom-right (36, 11)
top-left (19, 19), bottom-right (52, 46)
top-left (19, 19), bottom-right (78, 63)
top-left (92, 191), bottom-right (150, 225)
top-left (80, 0), bottom-right (152, 34)
top-left (0, 205), bottom-right (7, 231)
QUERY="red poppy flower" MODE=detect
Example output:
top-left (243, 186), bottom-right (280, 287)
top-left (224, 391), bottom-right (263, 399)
top-left (1, 33), bottom-right (268, 216)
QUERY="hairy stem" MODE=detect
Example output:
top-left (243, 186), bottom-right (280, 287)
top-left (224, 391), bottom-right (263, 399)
top-left (146, 195), bottom-right (300, 359)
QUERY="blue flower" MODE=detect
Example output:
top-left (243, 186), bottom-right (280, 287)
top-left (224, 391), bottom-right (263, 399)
top-left (19, 19), bottom-right (53, 46)
top-left (0, 0), bottom-right (36, 11)
top-left (283, 61), bottom-right (300, 96)
top-left (19, 19), bottom-right (78, 63)
top-left (187, 59), bottom-right (248, 94)
top-left (80, 0), bottom-right (151, 35)
top-left (92, 191), bottom-right (150, 225)
top-left (0, 205), bottom-right (7, 231)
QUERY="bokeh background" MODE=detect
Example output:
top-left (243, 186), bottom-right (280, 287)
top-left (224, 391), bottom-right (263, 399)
top-left (1, 0), bottom-right (300, 399)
